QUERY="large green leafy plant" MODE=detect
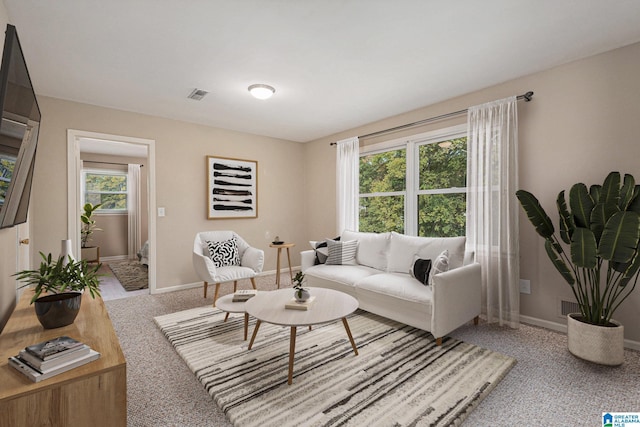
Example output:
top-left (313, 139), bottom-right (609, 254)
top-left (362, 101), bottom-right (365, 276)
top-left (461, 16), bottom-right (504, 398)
top-left (516, 171), bottom-right (640, 326)
top-left (14, 252), bottom-right (102, 303)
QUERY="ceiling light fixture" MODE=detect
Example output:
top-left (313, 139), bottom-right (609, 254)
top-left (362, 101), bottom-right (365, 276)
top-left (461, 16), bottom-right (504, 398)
top-left (248, 84), bottom-right (275, 100)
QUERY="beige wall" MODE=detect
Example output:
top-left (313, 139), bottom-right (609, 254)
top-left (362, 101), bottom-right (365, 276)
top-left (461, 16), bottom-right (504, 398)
top-left (28, 97), bottom-right (306, 293)
top-left (304, 41), bottom-right (640, 342)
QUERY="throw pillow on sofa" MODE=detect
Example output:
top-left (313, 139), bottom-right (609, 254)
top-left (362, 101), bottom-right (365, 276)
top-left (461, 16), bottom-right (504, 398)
top-left (309, 237), bottom-right (340, 264)
top-left (428, 249), bottom-right (450, 286)
top-left (410, 258), bottom-right (432, 286)
top-left (325, 239), bottom-right (358, 265)
top-left (206, 237), bottom-right (240, 267)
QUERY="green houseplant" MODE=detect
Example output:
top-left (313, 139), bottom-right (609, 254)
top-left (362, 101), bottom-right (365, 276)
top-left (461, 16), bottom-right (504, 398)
top-left (516, 171), bottom-right (640, 364)
top-left (14, 252), bottom-right (102, 329)
top-left (81, 202), bottom-right (102, 248)
top-left (292, 271), bottom-right (310, 302)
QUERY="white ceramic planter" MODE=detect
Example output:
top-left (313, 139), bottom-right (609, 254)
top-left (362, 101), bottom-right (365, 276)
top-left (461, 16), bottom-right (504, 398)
top-left (567, 313), bottom-right (624, 366)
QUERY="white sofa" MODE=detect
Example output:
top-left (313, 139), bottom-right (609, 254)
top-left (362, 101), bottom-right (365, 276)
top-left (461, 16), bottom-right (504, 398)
top-left (301, 230), bottom-right (481, 344)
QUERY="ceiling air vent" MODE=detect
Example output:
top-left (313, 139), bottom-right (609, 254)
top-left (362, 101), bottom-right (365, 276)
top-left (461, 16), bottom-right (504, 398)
top-left (188, 88), bottom-right (209, 101)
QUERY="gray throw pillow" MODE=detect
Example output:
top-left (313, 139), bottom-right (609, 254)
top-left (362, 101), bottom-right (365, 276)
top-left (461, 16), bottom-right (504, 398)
top-left (325, 239), bottom-right (358, 265)
top-left (428, 250), bottom-right (449, 286)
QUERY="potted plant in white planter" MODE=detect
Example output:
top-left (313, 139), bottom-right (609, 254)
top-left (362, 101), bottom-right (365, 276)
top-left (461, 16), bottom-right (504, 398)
top-left (292, 271), bottom-right (310, 302)
top-left (14, 252), bottom-right (102, 329)
top-left (517, 171), bottom-right (640, 365)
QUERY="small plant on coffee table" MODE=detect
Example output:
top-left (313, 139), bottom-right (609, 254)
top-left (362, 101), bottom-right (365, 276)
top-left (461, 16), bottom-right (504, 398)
top-left (292, 271), bottom-right (306, 299)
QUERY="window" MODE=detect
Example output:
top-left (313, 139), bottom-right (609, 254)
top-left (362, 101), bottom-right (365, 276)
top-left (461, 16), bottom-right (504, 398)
top-left (82, 169), bottom-right (128, 212)
top-left (359, 125), bottom-right (467, 237)
top-left (359, 148), bottom-right (406, 233)
top-left (417, 137), bottom-right (467, 237)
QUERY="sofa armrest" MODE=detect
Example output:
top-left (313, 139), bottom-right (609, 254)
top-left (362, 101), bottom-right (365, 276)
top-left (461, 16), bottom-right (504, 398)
top-left (301, 250), bottom-right (315, 272)
top-left (431, 263), bottom-right (481, 339)
top-left (242, 246), bottom-right (265, 273)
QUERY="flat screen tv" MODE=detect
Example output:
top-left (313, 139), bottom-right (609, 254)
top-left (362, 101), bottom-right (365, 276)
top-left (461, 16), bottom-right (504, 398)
top-left (0, 24), bottom-right (40, 229)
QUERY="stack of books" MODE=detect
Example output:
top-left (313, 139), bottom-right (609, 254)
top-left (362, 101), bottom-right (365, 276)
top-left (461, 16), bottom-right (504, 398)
top-left (285, 296), bottom-right (316, 311)
top-left (232, 289), bottom-right (258, 302)
top-left (8, 336), bottom-right (100, 383)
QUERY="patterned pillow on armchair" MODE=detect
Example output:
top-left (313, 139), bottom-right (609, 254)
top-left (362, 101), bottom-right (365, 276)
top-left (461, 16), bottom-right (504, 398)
top-left (206, 237), bottom-right (240, 267)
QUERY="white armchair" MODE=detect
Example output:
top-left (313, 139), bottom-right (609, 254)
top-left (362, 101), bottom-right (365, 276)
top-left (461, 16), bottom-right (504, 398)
top-left (193, 231), bottom-right (264, 303)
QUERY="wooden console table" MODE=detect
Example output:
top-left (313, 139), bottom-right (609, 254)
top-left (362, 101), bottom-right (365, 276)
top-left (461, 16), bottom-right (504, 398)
top-left (0, 291), bottom-right (126, 427)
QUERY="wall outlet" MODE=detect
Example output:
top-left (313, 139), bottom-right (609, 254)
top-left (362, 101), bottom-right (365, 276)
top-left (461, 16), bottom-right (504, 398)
top-left (519, 279), bottom-right (531, 294)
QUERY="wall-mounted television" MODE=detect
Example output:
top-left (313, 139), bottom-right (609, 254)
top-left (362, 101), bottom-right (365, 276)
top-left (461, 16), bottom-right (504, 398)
top-left (0, 24), bottom-right (40, 229)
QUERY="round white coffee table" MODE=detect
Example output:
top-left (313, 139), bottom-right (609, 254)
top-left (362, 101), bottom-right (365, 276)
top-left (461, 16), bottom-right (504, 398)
top-left (244, 287), bottom-right (359, 385)
top-left (215, 294), bottom-right (250, 341)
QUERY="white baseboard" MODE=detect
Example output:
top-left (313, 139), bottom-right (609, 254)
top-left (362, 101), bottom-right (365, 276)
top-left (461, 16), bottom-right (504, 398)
top-left (149, 266), bottom-right (303, 295)
top-left (101, 255), bottom-right (128, 262)
top-left (520, 314), bottom-right (640, 351)
top-left (151, 281), bottom-right (202, 294)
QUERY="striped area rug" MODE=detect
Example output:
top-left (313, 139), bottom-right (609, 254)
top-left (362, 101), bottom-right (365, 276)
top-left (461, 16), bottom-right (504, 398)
top-left (154, 307), bottom-right (516, 427)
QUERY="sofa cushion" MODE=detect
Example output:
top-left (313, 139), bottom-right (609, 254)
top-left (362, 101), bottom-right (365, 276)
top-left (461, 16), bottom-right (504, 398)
top-left (355, 273), bottom-right (433, 304)
top-left (342, 230), bottom-right (390, 270)
top-left (428, 250), bottom-right (450, 286)
top-left (387, 232), bottom-right (465, 273)
top-left (325, 239), bottom-right (358, 265)
top-left (305, 264), bottom-right (379, 287)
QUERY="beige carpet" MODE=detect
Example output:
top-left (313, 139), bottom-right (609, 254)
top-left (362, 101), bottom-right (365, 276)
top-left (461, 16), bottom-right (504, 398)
top-left (155, 306), bottom-right (516, 426)
top-left (104, 274), bottom-right (640, 427)
top-left (108, 260), bottom-right (148, 291)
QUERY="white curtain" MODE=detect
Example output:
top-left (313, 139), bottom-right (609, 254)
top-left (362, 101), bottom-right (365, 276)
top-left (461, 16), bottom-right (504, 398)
top-left (127, 164), bottom-right (142, 260)
top-left (466, 96), bottom-right (520, 328)
top-left (336, 136), bottom-right (359, 234)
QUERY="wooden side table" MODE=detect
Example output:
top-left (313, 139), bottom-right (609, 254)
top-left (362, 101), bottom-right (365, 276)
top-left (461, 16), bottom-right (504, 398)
top-left (269, 242), bottom-right (295, 288)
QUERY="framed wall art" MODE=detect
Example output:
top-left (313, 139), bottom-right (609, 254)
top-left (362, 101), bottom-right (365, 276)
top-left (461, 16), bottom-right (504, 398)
top-left (207, 155), bottom-right (258, 219)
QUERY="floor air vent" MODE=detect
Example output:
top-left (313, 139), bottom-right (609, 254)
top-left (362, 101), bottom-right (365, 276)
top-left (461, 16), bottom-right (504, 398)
top-left (560, 299), bottom-right (580, 316)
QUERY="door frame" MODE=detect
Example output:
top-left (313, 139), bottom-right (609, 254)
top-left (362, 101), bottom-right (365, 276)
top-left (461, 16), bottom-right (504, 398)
top-left (66, 129), bottom-right (157, 294)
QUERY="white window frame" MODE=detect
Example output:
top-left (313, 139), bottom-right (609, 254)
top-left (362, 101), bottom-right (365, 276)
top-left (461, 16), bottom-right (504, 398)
top-left (359, 123), bottom-right (467, 236)
top-left (81, 168), bottom-right (128, 214)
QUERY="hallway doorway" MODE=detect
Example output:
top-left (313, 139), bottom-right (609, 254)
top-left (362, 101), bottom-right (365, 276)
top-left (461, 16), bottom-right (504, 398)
top-left (67, 130), bottom-right (157, 296)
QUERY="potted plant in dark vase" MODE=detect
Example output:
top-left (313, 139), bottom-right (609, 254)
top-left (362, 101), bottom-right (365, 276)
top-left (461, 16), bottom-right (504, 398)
top-left (14, 252), bottom-right (102, 329)
top-left (517, 171), bottom-right (640, 365)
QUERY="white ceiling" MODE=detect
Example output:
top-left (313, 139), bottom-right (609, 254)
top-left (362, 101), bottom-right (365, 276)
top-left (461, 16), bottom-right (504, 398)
top-left (5, 1), bottom-right (640, 143)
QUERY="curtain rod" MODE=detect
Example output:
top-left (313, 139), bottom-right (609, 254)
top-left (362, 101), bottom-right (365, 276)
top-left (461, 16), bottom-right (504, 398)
top-left (330, 91), bottom-right (533, 145)
top-left (83, 160), bottom-right (144, 167)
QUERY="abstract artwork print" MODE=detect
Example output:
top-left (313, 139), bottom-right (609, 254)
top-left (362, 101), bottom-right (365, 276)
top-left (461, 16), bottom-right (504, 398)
top-left (207, 156), bottom-right (258, 219)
